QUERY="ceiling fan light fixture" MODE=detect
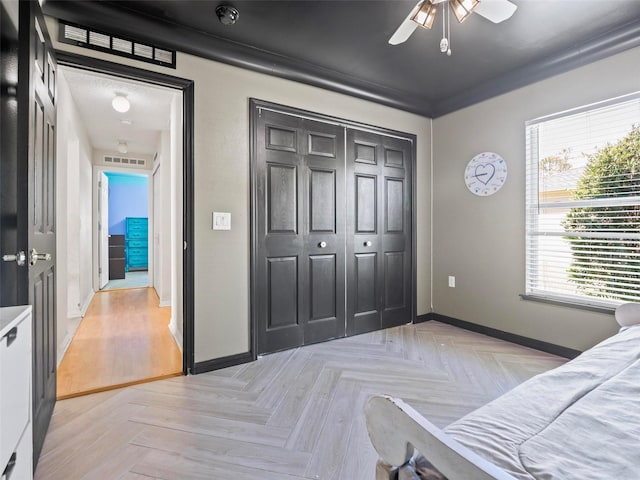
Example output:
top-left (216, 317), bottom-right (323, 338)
top-left (451, 0), bottom-right (479, 23)
top-left (411, 1), bottom-right (438, 30)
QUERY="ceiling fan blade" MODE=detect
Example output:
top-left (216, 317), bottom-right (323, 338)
top-left (388, 0), bottom-right (424, 45)
top-left (474, 0), bottom-right (517, 24)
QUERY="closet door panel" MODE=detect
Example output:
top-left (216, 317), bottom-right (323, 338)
top-left (347, 129), bottom-right (412, 334)
top-left (302, 119), bottom-right (345, 345)
top-left (267, 256), bottom-right (299, 329)
top-left (356, 174), bottom-right (377, 234)
top-left (309, 254), bottom-right (337, 321)
top-left (256, 112), bottom-right (304, 354)
top-left (347, 130), bottom-right (383, 335)
top-left (267, 164), bottom-right (298, 234)
top-left (380, 136), bottom-right (412, 329)
top-left (254, 102), bottom-right (412, 354)
top-left (309, 168), bottom-right (336, 233)
top-left (255, 110), bottom-right (345, 354)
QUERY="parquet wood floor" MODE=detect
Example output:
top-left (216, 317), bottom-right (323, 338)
top-left (56, 288), bottom-right (182, 399)
top-left (38, 321), bottom-right (566, 479)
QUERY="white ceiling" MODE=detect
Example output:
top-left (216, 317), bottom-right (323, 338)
top-left (60, 66), bottom-right (176, 156)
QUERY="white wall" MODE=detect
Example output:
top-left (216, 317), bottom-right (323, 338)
top-left (56, 69), bottom-right (94, 363)
top-left (79, 145), bottom-right (93, 308)
top-left (153, 130), bottom-right (172, 306)
top-left (432, 46), bottom-right (640, 352)
top-left (47, 17), bottom-right (432, 363)
top-left (169, 93), bottom-right (184, 348)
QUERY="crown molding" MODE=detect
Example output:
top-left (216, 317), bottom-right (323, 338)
top-left (44, 2), bottom-right (640, 118)
top-left (44, 1), bottom-right (433, 117)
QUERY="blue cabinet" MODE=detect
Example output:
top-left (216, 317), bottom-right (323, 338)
top-left (125, 217), bottom-right (148, 272)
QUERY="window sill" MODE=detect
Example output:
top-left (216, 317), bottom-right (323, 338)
top-left (519, 294), bottom-right (616, 315)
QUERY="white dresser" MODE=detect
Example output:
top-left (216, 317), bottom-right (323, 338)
top-left (0, 306), bottom-right (32, 480)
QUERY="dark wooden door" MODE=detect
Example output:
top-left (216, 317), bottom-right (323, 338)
top-left (255, 109), bottom-right (345, 354)
top-left (346, 129), bottom-right (412, 335)
top-left (21, 1), bottom-right (57, 468)
top-left (1, 0), bottom-right (22, 306)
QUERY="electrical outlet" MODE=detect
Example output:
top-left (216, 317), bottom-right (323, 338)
top-left (448, 276), bottom-right (456, 288)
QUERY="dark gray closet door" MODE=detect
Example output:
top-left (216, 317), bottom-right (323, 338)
top-left (346, 129), bottom-right (412, 335)
top-left (255, 109), bottom-right (345, 354)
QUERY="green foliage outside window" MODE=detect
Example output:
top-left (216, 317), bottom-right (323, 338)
top-left (562, 126), bottom-right (640, 301)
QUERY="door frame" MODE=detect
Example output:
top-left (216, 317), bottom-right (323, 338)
top-left (91, 165), bottom-right (153, 292)
top-left (249, 98), bottom-right (418, 359)
top-left (98, 171), bottom-right (109, 289)
top-left (56, 51), bottom-right (195, 374)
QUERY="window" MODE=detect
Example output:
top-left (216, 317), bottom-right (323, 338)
top-left (525, 93), bottom-right (640, 309)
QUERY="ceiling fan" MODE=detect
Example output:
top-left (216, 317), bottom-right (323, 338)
top-left (389, 0), bottom-right (517, 55)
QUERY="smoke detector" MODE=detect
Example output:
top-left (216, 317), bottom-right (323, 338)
top-left (216, 4), bottom-right (239, 25)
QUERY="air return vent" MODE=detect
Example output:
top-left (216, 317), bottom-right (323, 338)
top-left (64, 24), bottom-right (87, 43)
top-left (104, 156), bottom-right (147, 167)
top-left (112, 37), bottom-right (133, 55)
top-left (89, 31), bottom-right (110, 49)
top-left (60, 21), bottom-right (176, 69)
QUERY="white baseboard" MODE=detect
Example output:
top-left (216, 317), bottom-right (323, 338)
top-left (57, 316), bottom-right (82, 367)
top-left (80, 289), bottom-right (95, 317)
top-left (153, 287), bottom-right (171, 307)
top-left (168, 319), bottom-right (183, 352)
top-left (58, 290), bottom-right (94, 366)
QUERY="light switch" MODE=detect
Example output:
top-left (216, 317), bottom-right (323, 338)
top-left (212, 212), bottom-right (231, 230)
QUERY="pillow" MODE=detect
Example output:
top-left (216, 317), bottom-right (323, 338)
top-left (615, 303), bottom-right (640, 327)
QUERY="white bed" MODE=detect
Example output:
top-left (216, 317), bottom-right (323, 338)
top-left (366, 304), bottom-right (640, 480)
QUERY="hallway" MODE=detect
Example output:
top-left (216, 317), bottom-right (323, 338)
top-left (57, 288), bottom-right (182, 399)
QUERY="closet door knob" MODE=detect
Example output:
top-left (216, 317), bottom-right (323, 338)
top-left (29, 249), bottom-right (52, 266)
top-left (319, 241), bottom-right (327, 248)
top-left (364, 241), bottom-right (372, 247)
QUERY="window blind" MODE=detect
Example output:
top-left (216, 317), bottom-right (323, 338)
top-left (525, 93), bottom-right (640, 308)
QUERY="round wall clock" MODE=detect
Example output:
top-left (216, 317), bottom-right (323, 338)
top-left (464, 152), bottom-right (507, 196)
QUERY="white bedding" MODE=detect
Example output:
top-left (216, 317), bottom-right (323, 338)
top-left (444, 325), bottom-right (640, 480)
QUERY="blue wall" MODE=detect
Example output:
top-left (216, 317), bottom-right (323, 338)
top-left (106, 172), bottom-right (148, 234)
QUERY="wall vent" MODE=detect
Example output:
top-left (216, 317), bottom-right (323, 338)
top-left (89, 31), bottom-right (110, 49)
top-left (104, 155), bottom-right (147, 167)
top-left (60, 21), bottom-right (176, 69)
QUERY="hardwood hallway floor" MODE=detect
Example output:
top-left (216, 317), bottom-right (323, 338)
top-left (38, 321), bottom-right (566, 480)
top-left (56, 287), bottom-right (182, 399)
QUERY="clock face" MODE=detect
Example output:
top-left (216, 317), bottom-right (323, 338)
top-left (464, 152), bottom-right (507, 196)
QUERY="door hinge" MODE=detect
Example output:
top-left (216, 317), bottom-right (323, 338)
top-left (98, 221), bottom-right (101, 230)
top-left (99, 267), bottom-right (102, 274)
top-left (98, 180), bottom-right (102, 188)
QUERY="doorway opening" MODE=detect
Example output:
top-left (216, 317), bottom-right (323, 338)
top-left (100, 172), bottom-right (150, 291)
top-left (55, 63), bottom-right (185, 398)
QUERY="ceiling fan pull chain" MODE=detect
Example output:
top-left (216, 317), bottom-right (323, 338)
top-left (447, 2), bottom-right (452, 56)
top-left (440, 2), bottom-right (449, 54)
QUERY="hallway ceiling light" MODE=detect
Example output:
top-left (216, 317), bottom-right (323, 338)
top-left (117, 141), bottom-right (128, 154)
top-left (112, 94), bottom-right (130, 113)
